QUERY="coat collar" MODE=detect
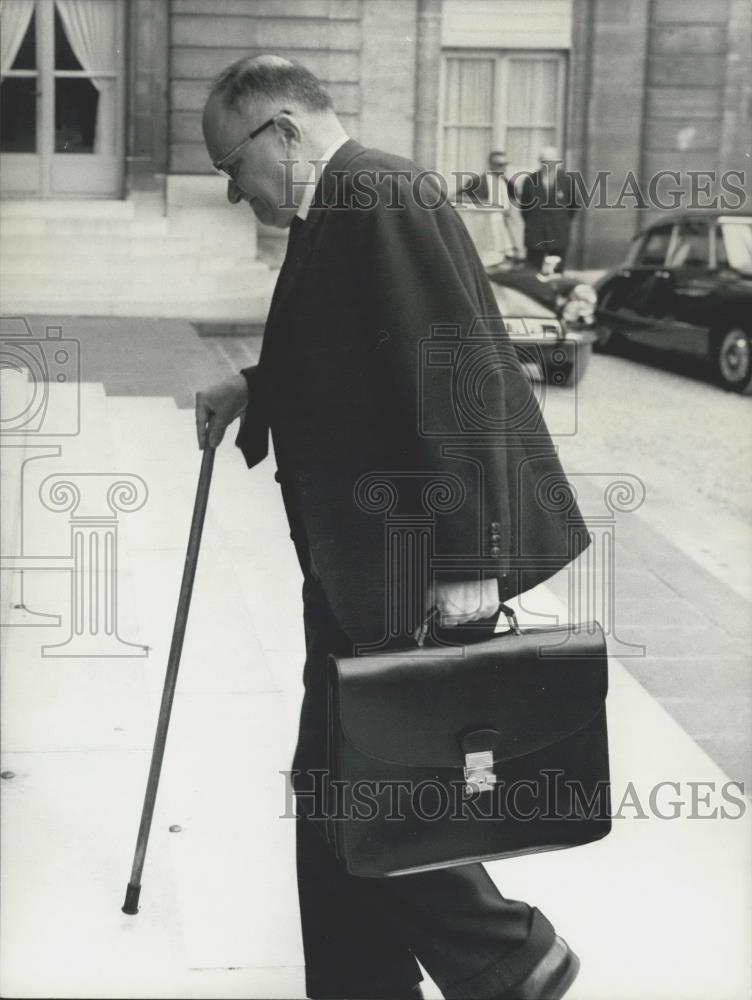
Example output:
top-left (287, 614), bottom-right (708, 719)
top-left (267, 138), bottom-right (366, 317)
top-left (262, 140), bottom-right (366, 341)
top-left (311, 137), bottom-right (366, 214)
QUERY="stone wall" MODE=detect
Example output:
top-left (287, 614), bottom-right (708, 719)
top-left (168, 0), bottom-right (418, 174)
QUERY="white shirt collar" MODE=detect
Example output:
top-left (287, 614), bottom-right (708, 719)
top-left (295, 135), bottom-right (349, 221)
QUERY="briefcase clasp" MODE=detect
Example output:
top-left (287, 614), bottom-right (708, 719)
top-left (463, 750), bottom-right (496, 794)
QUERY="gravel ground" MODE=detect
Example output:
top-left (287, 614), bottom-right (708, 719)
top-left (544, 342), bottom-right (752, 525)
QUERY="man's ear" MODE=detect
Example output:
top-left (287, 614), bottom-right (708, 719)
top-left (274, 112), bottom-right (301, 148)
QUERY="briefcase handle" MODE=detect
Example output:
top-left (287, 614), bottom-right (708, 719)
top-left (416, 601), bottom-right (521, 647)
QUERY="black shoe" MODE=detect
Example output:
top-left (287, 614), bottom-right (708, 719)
top-left (498, 936), bottom-right (580, 999)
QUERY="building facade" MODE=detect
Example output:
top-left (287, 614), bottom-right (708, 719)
top-left (1, 0), bottom-right (750, 315)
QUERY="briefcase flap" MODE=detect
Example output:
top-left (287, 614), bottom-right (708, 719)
top-left (329, 624), bottom-right (607, 768)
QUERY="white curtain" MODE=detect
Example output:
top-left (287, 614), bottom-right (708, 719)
top-left (505, 59), bottom-right (559, 176)
top-left (55, 0), bottom-right (117, 154)
top-left (0, 0), bottom-right (35, 80)
top-left (442, 57), bottom-right (494, 190)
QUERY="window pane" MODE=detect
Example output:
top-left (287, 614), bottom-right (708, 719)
top-left (444, 58), bottom-right (493, 124)
top-left (666, 221), bottom-right (708, 268)
top-left (55, 78), bottom-right (99, 153)
top-left (10, 9), bottom-right (36, 70)
top-left (444, 126), bottom-right (493, 190)
top-left (506, 59), bottom-right (559, 127)
top-left (0, 77), bottom-right (37, 152)
top-left (720, 222), bottom-right (752, 275)
top-left (442, 56), bottom-right (494, 185)
top-left (715, 224), bottom-right (729, 267)
top-left (54, 5), bottom-right (84, 70)
top-left (506, 126), bottom-right (556, 173)
top-left (638, 227), bottom-right (673, 267)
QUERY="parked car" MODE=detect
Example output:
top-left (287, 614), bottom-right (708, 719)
top-left (595, 212), bottom-right (752, 391)
top-left (452, 204), bottom-right (597, 386)
top-left (490, 282), bottom-right (596, 386)
top-left (486, 260), bottom-right (599, 329)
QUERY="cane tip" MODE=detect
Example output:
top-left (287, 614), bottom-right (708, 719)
top-left (122, 882), bottom-right (141, 915)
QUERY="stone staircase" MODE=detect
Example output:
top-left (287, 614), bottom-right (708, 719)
top-left (0, 188), bottom-right (277, 321)
top-left (0, 369), bottom-right (308, 997)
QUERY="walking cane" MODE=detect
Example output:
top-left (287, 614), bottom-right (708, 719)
top-left (121, 445), bottom-right (215, 915)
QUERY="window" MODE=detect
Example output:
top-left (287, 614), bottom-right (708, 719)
top-left (442, 56), bottom-right (495, 188)
top-left (440, 50), bottom-right (566, 192)
top-left (715, 224), bottom-right (729, 268)
top-left (636, 226), bottom-right (673, 268)
top-left (0, 6), bottom-right (37, 153)
top-left (719, 221), bottom-right (752, 275)
top-left (666, 220), bottom-right (709, 269)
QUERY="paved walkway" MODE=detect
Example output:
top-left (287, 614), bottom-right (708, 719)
top-left (1, 317), bottom-right (750, 998)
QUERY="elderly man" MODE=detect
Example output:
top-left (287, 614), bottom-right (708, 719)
top-left (514, 146), bottom-right (580, 272)
top-left (196, 56), bottom-right (587, 1000)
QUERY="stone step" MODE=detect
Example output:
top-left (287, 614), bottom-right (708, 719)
top-left (2, 293), bottom-right (273, 321)
top-left (0, 252), bottom-right (260, 279)
top-left (0, 198), bottom-right (135, 219)
top-left (0, 217), bottom-right (171, 238)
top-left (1, 263), bottom-right (273, 296)
top-left (1, 255), bottom-right (202, 277)
top-left (0, 234), bottom-right (204, 258)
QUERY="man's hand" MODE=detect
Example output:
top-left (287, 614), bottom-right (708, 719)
top-left (431, 578), bottom-right (500, 627)
top-left (195, 374), bottom-right (248, 450)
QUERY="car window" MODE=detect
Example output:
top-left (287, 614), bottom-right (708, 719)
top-left (719, 221), bottom-right (752, 275)
top-left (715, 224), bottom-right (729, 267)
top-left (625, 235), bottom-right (644, 267)
top-left (635, 226), bottom-right (672, 267)
top-left (666, 220), bottom-right (709, 269)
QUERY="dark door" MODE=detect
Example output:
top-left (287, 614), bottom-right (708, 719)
top-left (653, 219), bottom-right (716, 357)
top-left (598, 224), bottom-right (674, 344)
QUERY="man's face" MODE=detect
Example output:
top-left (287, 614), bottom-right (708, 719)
top-left (488, 155), bottom-right (508, 174)
top-left (202, 95), bottom-right (297, 229)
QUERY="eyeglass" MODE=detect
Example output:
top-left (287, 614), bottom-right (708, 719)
top-left (212, 110), bottom-right (292, 179)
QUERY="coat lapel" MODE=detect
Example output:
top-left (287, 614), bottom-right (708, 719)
top-left (265, 139), bottom-right (365, 321)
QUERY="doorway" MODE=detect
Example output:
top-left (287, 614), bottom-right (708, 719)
top-left (0, 0), bottom-right (125, 198)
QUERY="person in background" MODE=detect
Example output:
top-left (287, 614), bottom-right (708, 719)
top-left (456, 149), bottom-right (514, 207)
top-left (514, 146), bottom-right (580, 272)
top-left (456, 150), bottom-right (522, 260)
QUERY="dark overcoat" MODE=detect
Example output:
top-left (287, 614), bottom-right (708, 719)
top-left (236, 140), bottom-right (590, 646)
top-left (515, 169), bottom-right (580, 254)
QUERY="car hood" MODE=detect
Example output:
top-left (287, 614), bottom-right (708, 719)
top-left (492, 284), bottom-right (558, 319)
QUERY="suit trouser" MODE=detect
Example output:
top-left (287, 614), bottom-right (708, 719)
top-left (291, 573), bottom-right (557, 1000)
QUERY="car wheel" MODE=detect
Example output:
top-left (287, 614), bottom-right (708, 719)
top-left (714, 327), bottom-right (752, 392)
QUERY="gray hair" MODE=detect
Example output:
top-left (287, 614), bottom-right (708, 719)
top-left (209, 56), bottom-right (333, 113)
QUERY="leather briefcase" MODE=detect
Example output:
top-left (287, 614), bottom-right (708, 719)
top-left (326, 607), bottom-right (611, 877)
